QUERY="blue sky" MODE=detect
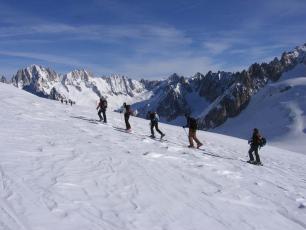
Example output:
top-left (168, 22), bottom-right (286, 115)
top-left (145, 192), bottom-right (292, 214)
top-left (0, 0), bottom-right (306, 79)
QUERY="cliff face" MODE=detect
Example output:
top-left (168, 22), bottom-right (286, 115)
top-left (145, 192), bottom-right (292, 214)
top-left (197, 45), bottom-right (306, 129)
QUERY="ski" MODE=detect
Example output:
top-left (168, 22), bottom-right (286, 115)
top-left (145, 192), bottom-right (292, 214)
top-left (191, 147), bottom-right (236, 160)
top-left (113, 127), bottom-right (133, 134)
top-left (239, 159), bottom-right (263, 166)
top-left (146, 135), bottom-right (168, 142)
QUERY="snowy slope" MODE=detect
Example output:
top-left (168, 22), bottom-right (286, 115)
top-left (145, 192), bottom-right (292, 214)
top-left (0, 83), bottom-right (306, 230)
top-left (216, 63), bottom-right (306, 154)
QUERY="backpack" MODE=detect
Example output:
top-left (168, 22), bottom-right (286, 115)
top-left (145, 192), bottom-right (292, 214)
top-left (149, 112), bottom-right (159, 122)
top-left (149, 112), bottom-right (155, 120)
top-left (153, 113), bottom-right (159, 122)
top-left (189, 117), bottom-right (197, 130)
top-left (260, 137), bottom-right (267, 147)
top-left (126, 105), bottom-right (133, 115)
top-left (102, 100), bottom-right (107, 108)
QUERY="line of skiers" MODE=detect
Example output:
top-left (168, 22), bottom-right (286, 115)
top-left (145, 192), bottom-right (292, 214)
top-left (60, 98), bottom-right (75, 106)
top-left (96, 96), bottom-right (265, 164)
top-left (96, 98), bottom-right (133, 131)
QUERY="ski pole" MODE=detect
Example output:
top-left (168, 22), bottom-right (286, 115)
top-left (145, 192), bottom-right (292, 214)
top-left (183, 127), bottom-right (188, 137)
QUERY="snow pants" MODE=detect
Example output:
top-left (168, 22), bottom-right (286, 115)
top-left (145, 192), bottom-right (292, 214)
top-left (124, 113), bottom-right (131, 130)
top-left (151, 121), bottom-right (163, 137)
top-left (98, 109), bottom-right (107, 123)
top-left (248, 145), bottom-right (261, 162)
top-left (189, 129), bottom-right (202, 147)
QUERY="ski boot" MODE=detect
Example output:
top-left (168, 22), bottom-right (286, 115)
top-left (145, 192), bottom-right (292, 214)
top-left (247, 160), bottom-right (255, 164)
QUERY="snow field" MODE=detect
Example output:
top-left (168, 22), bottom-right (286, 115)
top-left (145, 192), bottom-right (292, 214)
top-left (0, 83), bottom-right (306, 230)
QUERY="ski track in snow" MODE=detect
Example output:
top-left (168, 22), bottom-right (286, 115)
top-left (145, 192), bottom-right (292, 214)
top-left (0, 83), bottom-right (306, 230)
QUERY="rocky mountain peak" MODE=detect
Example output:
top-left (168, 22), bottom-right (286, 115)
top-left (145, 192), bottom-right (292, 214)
top-left (63, 69), bottom-right (94, 84)
top-left (11, 64), bottom-right (59, 97)
top-left (167, 73), bottom-right (184, 83)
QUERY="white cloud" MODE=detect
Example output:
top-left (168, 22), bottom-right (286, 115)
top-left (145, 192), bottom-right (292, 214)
top-left (202, 41), bottom-right (231, 55)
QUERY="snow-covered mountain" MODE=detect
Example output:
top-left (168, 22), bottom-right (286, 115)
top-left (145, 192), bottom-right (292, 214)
top-left (50, 70), bottom-right (148, 109)
top-left (1, 82), bottom-right (306, 230)
top-left (11, 65), bottom-right (148, 109)
top-left (134, 71), bottom-right (235, 124)
top-left (197, 44), bottom-right (306, 130)
top-left (133, 44), bottom-right (306, 128)
top-left (215, 63), bottom-right (306, 153)
top-left (11, 65), bottom-right (60, 97)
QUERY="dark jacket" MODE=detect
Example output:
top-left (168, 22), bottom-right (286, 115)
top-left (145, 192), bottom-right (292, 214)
top-left (97, 99), bottom-right (107, 110)
top-left (148, 112), bottom-right (159, 123)
top-left (123, 104), bottom-right (132, 115)
top-left (184, 117), bottom-right (197, 130)
top-left (250, 132), bottom-right (262, 146)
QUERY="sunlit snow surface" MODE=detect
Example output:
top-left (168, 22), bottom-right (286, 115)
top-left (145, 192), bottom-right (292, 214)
top-left (0, 83), bottom-right (305, 230)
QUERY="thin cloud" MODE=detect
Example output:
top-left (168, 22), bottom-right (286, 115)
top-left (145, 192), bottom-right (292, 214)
top-left (0, 51), bottom-right (83, 66)
top-left (0, 50), bottom-right (115, 75)
top-left (0, 23), bottom-right (192, 47)
top-left (0, 50), bottom-right (219, 79)
top-left (202, 41), bottom-right (232, 55)
top-left (119, 55), bottom-right (220, 79)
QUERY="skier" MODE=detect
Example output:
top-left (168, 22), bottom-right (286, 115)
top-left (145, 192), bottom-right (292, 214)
top-left (247, 128), bottom-right (262, 165)
top-left (60, 98), bottom-right (63, 104)
top-left (183, 114), bottom-right (203, 148)
top-left (122, 102), bottom-right (132, 131)
top-left (147, 111), bottom-right (165, 139)
top-left (96, 97), bottom-right (108, 123)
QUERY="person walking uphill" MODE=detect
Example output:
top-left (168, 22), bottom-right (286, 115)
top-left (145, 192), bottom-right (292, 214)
top-left (147, 111), bottom-right (165, 139)
top-left (97, 97), bottom-right (108, 123)
top-left (122, 102), bottom-right (132, 131)
top-left (247, 128), bottom-right (263, 165)
top-left (183, 114), bottom-right (203, 149)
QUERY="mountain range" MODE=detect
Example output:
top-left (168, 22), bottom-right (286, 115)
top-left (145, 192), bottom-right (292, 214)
top-left (1, 43), bottom-right (306, 149)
